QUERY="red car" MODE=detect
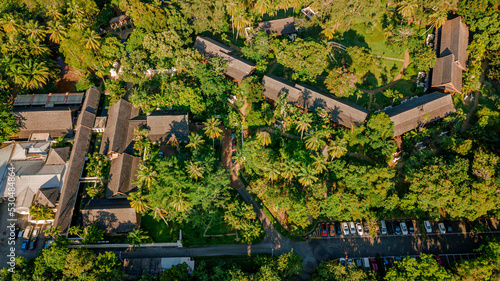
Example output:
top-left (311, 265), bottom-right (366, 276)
top-left (321, 224), bottom-right (328, 237)
top-left (434, 255), bottom-right (443, 265)
top-left (370, 258), bottom-right (378, 271)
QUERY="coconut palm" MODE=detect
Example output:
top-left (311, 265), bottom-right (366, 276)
top-left (298, 166), bottom-right (318, 187)
top-left (265, 163), bottom-right (280, 181)
top-left (233, 150), bottom-right (246, 165)
top-left (128, 191), bottom-right (149, 213)
top-left (281, 160), bottom-right (299, 181)
top-left (46, 6), bottom-right (63, 20)
top-left (19, 59), bottom-right (52, 90)
top-left (1, 14), bottom-right (21, 34)
top-left (127, 228), bottom-right (150, 247)
top-left (71, 17), bottom-right (88, 30)
top-left (186, 161), bottom-right (204, 180)
top-left (47, 21), bottom-right (67, 44)
top-left (169, 190), bottom-right (191, 213)
top-left (327, 140), bottom-right (348, 160)
top-left (186, 132), bottom-right (205, 151)
top-left (398, 0), bottom-right (418, 24)
top-left (28, 40), bottom-right (51, 57)
top-left (24, 20), bottom-right (46, 42)
top-left (84, 29), bottom-right (101, 51)
top-left (305, 130), bottom-right (327, 151)
top-left (203, 117), bottom-right (223, 148)
top-left (44, 226), bottom-right (62, 238)
top-left (167, 134), bottom-right (179, 151)
top-left (233, 9), bottom-right (252, 39)
top-left (152, 207), bottom-right (170, 226)
top-left (312, 153), bottom-right (328, 174)
top-left (296, 113), bottom-right (313, 140)
top-left (427, 9), bottom-right (447, 29)
top-left (226, 0), bottom-right (239, 36)
top-left (253, 0), bottom-right (271, 16)
top-left (256, 131), bottom-right (272, 146)
top-left (136, 164), bottom-right (158, 190)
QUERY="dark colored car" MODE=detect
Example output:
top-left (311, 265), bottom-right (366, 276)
top-left (329, 224), bottom-right (335, 237)
top-left (14, 225), bottom-right (20, 237)
top-left (29, 237), bottom-right (37, 250)
top-left (445, 222), bottom-right (453, 233)
top-left (434, 255), bottom-right (443, 265)
top-left (336, 223), bottom-right (342, 235)
top-left (370, 258), bottom-right (378, 271)
top-left (383, 258), bottom-right (389, 269)
top-left (231, 130), bottom-right (236, 139)
top-left (21, 239), bottom-right (29, 251)
top-left (321, 224), bottom-right (328, 237)
top-left (387, 222), bottom-right (394, 235)
top-left (408, 221), bottom-right (415, 234)
top-left (394, 222), bottom-right (402, 235)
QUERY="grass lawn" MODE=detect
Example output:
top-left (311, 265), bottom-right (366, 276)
top-left (141, 214), bottom-right (178, 243)
top-left (390, 79), bottom-right (417, 98)
top-left (205, 210), bottom-right (236, 236)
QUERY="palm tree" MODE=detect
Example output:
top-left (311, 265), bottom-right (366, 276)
top-left (152, 207), bottom-right (170, 226)
top-left (427, 9), bottom-right (447, 30)
top-left (84, 29), bottom-right (101, 51)
top-left (71, 17), bottom-right (88, 30)
top-left (136, 164), bottom-right (158, 190)
top-left (1, 14), bottom-right (21, 34)
top-left (398, 0), bottom-right (418, 24)
top-left (19, 59), bottom-right (52, 90)
top-left (265, 163), bottom-right (280, 181)
top-left (298, 166), bottom-right (318, 187)
top-left (47, 21), bottom-right (67, 44)
top-left (296, 113), bottom-right (313, 140)
top-left (281, 160), bottom-right (298, 181)
top-left (68, 226), bottom-right (82, 237)
top-left (233, 9), bottom-right (252, 39)
top-left (186, 161), bottom-right (204, 180)
top-left (46, 6), bottom-right (63, 20)
top-left (312, 153), bottom-right (328, 174)
top-left (253, 0), bottom-right (271, 16)
top-left (127, 228), bottom-right (150, 247)
top-left (44, 226), bottom-right (62, 238)
top-left (167, 134), bottom-right (179, 151)
top-left (186, 132), bottom-right (205, 151)
top-left (169, 190), bottom-right (191, 212)
top-left (305, 131), bottom-right (326, 151)
top-left (28, 40), bottom-right (51, 57)
top-left (128, 191), bottom-right (149, 213)
top-left (203, 117), bottom-right (223, 148)
top-left (226, 0), bottom-right (239, 37)
top-left (321, 21), bottom-right (340, 40)
top-left (256, 131), bottom-right (271, 146)
top-left (233, 151), bottom-right (246, 165)
top-left (24, 20), bottom-right (46, 42)
top-left (327, 140), bottom-right (347, 160)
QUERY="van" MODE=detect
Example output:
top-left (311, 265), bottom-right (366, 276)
top-left (423, 220), bottom-right (432, 233)
top-left (380, 220), bottom-right (387, 235)
top-left (363, 258), bottom-right (370, 270)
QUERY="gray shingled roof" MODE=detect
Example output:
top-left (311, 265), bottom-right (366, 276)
top-left (384, 92), bottom-right (456, 136)
top-left (194, 36), bottom-right (255, 82)
top-left (82, 199), bottom-right (137, 233)
top-left (431, 55), bottom-right (463, 93)
top-left (107, 153), bottom-right (140, 198)
top-left (147, 111), bottom-right (189, 143)
top-left (438, 17), bottom-right (469, 71)
top-left (295, 84), bottom-right (368, 128)
top-left (13, 107), bottom-right (74, 140)
top-left (54, 88), bottom-right (100, 234)
top-left (262, 75), bottom-right (301, 103)
top-left (258, 17), bottom-right (296, 35)
top-left (34, 187), bottom-right (59, 208)
top-left (100, 99), bottom-right (139, 155)
top-left (45, 147), bottom-right (70, 165)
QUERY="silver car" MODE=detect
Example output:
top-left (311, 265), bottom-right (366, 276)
top-left (356, 223), bottom-right (364, 235)
top-left (349, 222), bottom-right (356, 234)
top-left (342, 222), bottom-right (349, 235)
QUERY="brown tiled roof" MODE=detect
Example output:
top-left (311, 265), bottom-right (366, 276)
top-left (82, 199), bottom-right (137, 233)
top-left (194, 36), bottom-right (255, 82)
top-left (431, 55), bottom-right (463, 93)
top-left (13, 107), bottom-right (74, 140)
top-left (258, 17), bottom-right (296, 35)
top-left (54, 87), bottom-right (100, 234)
top-left (147, 111), bottom-right (189, 143)
top-left (262, 75), bottom-right (301, 103)
top-left (100, 99), bottom-right (139, 155)
top-left (438, 17), bottom-right (469, 71)
top-left (384, 92), bottom-right (456, 136)
top-left (295, 84), bottom-right (368, 128)
top-left (106, 153), bottom-right (140, 198)
top-left (34, 187), bottom-right (59, 208)
top-left (45, 147), bottom-right (70, 165)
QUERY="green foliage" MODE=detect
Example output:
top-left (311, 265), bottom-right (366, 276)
top-left (386, 254), bottom-right (453, 280)
top-left (105, 79), bottom-right (126, 105)
top-left (411, 47), bottom-right (436, 72)
top-left (160, 262), bottom-right (190, 281)
top-left (224, 201), bottom-right (261, 242)
top-left (324, 67), bottom-right (357, 98)
top-left (241, 31), bottom-right (271, 72)
top-left (272, 38), bottom-right (330, 82)
top-left (0, 100), bottom-right (18, 142)
top-left (311, 260), bottom-right (372, 281)
top-left (459, 0), bottom-right (500, 51)
top-left (86, 152), bottom-right (110, 178)
top-left (346, 46), bottom-right (374, 79)
top-left (28, 204), bottom-right (55, 220)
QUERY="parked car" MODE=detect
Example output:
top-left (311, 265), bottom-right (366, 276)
top-left (32, 226), bottom-right (40, 238)
top-left (364, 226), bottom-right (369, 235)
top-left (23, 226), bottom-right (33, 239)
top-left (339, 258), bottom-right (347, 267)
top-left (434, 255), bottom-right (443, 265)
top-left (336, 223), bottom-right (342, 235)
top-left (355, 259), bottom-right (362, 268)
top-left (380, 220), bottom-right (387, 235)
top-left (383, 257), bottom-right (389, 269)
top-left (21, 239), bottom-right (29, 251)
top-left (342, 222), bottom-right (349, 235)
top-left (321, 223), bottom-right (328, 237)
top-left (363, 258), bottom-right (370, 270)
top-left (349, 222), bottom-right (356, 234)
top-left (356, 223), bottom-right (363, 236)
top-left (29, 237), bottom-right (37, 250)
top-left (370, 258), bottom-right (378, 271)
top-left (231, 130), bottom-right (236, 139)
top-left (387, 221), bottom-right (394, 235)
top-left (445, 222), bottom-right (453, 233)
top-left (329, 224), bottom-right (335, 237)
top-left (400, 222), bottom-right (408, 235)
top-left (17, 229), bottom-right (24, 239)
top-left (14, 225), bottom-right (20, 237)
top-left (394, 223), bottom-right (402, 235)
top-left (438, 222), bottom-right (446, 234)
top-left (424, 220), bottom-right (433, 233)
top-left (408, 221), bottom-right (415, 234)
top-left (158, 152), bottom-right (164, 158)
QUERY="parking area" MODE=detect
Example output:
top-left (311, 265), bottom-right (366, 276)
top-left (306, 218), bottom-right (499, 239)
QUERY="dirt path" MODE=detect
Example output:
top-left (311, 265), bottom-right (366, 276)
top-left (371, 55), bottom-right (404, 62)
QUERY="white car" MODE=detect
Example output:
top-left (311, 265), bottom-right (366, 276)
top-left (342, 222), bottom-right (349, 235)
top-left (438, 222), bottom-right (446, 234)
top-left (356, 223), bottom-right (364, 236)
top-left (380, 220), bottom-right (387, 235)
top-left (349, 222), bottom-right (356, 234)
top-left (400, 222), bottom-right (408, 235)
top-left (423, 220), bottom-right (433, 233)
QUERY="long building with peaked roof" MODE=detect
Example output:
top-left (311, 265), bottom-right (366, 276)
top-left (262, 75), bottom-right (301, 103)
